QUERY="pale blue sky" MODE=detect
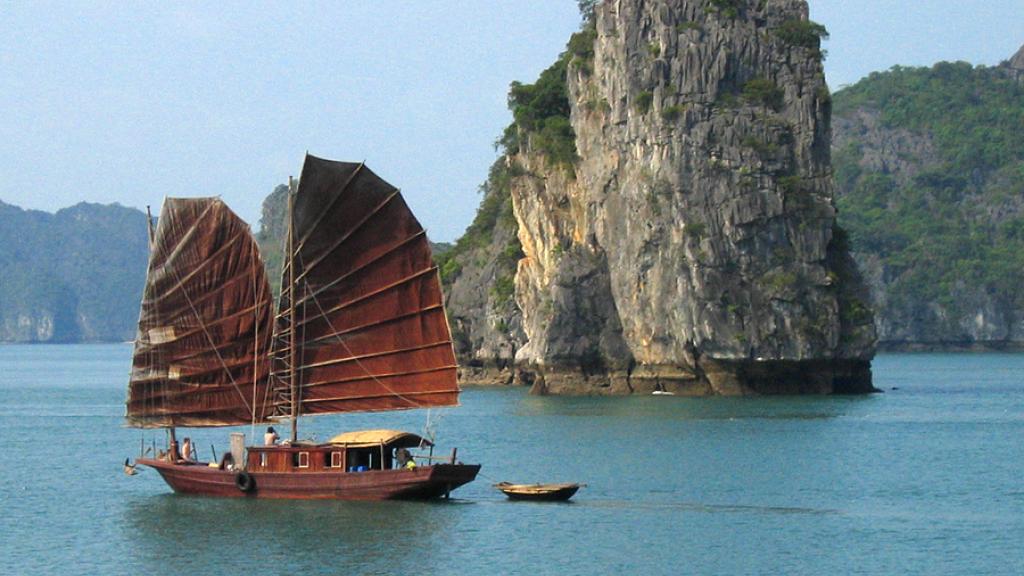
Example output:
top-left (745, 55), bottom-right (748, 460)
top-left (2, 1), bottom-right (1021, 241)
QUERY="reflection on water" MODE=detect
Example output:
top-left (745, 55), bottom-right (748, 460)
top-left (514, 392), bottom-right (876, 422)
top-left (124, 496), bottom-right (461, 574)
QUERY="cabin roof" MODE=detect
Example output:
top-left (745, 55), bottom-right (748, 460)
top-left (326, 429), bottom-right (432, 449)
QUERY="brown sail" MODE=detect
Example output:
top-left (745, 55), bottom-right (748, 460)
top-left (272, 155), bottom-right (459, 417)
top-left (127, 198), bottom-right (275, 427)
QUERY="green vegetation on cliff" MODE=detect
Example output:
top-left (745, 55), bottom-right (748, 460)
top-left (0, 201), bottom-right (149, 342)
top-left (835, 61), bottom-right (1024, 178)
top-left (833, 60), bottom-right (1024, 335)
top-left (256, 184), bottom-right (289, 299)
top-left (438, 20), bottom-right (597, 291)
top-left (498, 24), bottom-right (596, 170)
top-left (435, 161), bottom-right (522, 290)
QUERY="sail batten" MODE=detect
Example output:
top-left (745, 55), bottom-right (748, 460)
top-left (132, 299), bottom-right (274, 355)
top-left (126, 198), bottom-right (275, 428)
top-left (298, 365), bottom-right (459, 389)
top-left (293, 162), bottom-right (365, 251)
top-left (271, 156), bottom-right (460, 417)
top-left (294, 189), bottom-right (400, 282)
top-left (287, 267), bottom-right (441, 331)
top-left (284, 230), bottom-right (428, 313)
top-left (276, 304), bottom-right (449, 353)
top-left (297, 341), bottom-right (454, 371)
top-left (143, 231), bottom-right (250, 305)
top-left (301, 389), bottom-right (460, 405)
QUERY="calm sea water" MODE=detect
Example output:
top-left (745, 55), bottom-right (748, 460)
top-left (0, 344), bottom-right (1021, 575)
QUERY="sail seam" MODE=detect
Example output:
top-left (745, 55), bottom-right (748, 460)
top-left (273, 304), bottom-right (445, 353)
top-left (291, 189), bottom-right (400, 283)
top-left (283, 230), bottom-right (427, 313)
top-left (292, 160), bottom-right (365, 252)
top-left (296, 341), bottom-right (453, 371)
top-left (278, 266), bottom-right (439, 329)
top-left (297, 365), bottom-right (457, 389)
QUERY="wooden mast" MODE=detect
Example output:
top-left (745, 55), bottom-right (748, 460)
top-left (288, 177), bottom-right (300, 443)
top-left (145, 205), bottom-right (155, 248)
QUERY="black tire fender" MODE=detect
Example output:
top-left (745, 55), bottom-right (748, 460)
top-left (235, 471), bottom-right (256, 493)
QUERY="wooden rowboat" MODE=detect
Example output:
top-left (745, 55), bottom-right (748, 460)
top-left (494, 482), bottom-right (583, 501)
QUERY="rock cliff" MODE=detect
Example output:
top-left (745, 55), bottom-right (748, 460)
top-left (1007, 44), bottom-right (1024, 81)
top-left (448, 0), bottom-right (876, 394)
top-left (0, 201), bottom-right (149, 342)
top-left (832, 46), bottom-right (1024, 349)
top-left (434, 164), bottom-right (527, 385)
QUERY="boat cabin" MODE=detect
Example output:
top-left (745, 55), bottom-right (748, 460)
top-left (245, 429), bottom-right (432, 473)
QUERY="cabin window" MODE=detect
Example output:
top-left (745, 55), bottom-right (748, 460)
top-left (330, 451), bottom-right (342, 468)
top-left (260, 453), bottom-right (267, 468)
top-left (293, 451), bottom-right (310, 468)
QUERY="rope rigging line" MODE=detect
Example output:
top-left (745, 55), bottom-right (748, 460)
top-left (162, 207), bottom-right (255, 416)
top-left (299, 249), bottom-right (433, 410)
top-left (175, 264), bottom-right (255, 414)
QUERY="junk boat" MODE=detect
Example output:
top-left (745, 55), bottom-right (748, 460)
top-left (127, 156), bottom-right (480, 500)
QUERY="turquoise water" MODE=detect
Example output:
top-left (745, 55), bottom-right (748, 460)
top-left (0, 345), bottom-right (1022, 575)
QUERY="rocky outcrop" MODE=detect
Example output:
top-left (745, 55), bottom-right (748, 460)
top-left (444, 217), bottom-right (526, 386)
top-left (832, 109), bottom-right (938, 185)
top-left (436, 165), bottom-right (527, 386)
top-left (0, 201), bottom-right (149, 342)
top-left (832, 47), bottom-right (1024, 349)
top-left (475, 0), bottom-right (875, 395)
top-left (1006, 43), bottom-right (1024, 81)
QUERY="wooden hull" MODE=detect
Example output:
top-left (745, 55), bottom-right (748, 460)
top-left (495, 483), bottom-right (581, 501)
top-left (138, 459), bottom-right (480, 500)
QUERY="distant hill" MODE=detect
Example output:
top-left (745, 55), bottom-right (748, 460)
top-left (0, 182), bottom-right (451, 344)
top-left (833, 46), bottom-right (1024, 347)
top-left (0, 200), bottom-right (149, 342)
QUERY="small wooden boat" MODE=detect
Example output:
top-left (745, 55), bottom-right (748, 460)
top-left (494, 482), bottom-right (583, 501)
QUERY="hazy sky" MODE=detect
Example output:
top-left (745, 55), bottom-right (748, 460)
top-left (2, 1), bottom-right (1022, 242)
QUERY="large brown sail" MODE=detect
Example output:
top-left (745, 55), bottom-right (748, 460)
top-left (272, 156), bottom-right (459, 416)
top-left (127, 198), bottom-right (274, 427)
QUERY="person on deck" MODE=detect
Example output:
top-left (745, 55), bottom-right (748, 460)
top-left (180, 437), bottom-right (194, 462)
top-left (396, 448), bottom-right (416, 469)
top-left (264, 426), bottom-right (280, 446)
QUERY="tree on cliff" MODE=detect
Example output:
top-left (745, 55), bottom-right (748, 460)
top-left (833, 57), bottom-right (1024, 344)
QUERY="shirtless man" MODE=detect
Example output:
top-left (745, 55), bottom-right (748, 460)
top-left (264, 426), bottom-right (280, 446)
top-left (180, 437), bottom-right (194, 462)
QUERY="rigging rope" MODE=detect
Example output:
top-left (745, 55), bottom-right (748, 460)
top-left (300, 250), bottom-right (431, 410)
top-left (161, 206), bottom-right (254, 416)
